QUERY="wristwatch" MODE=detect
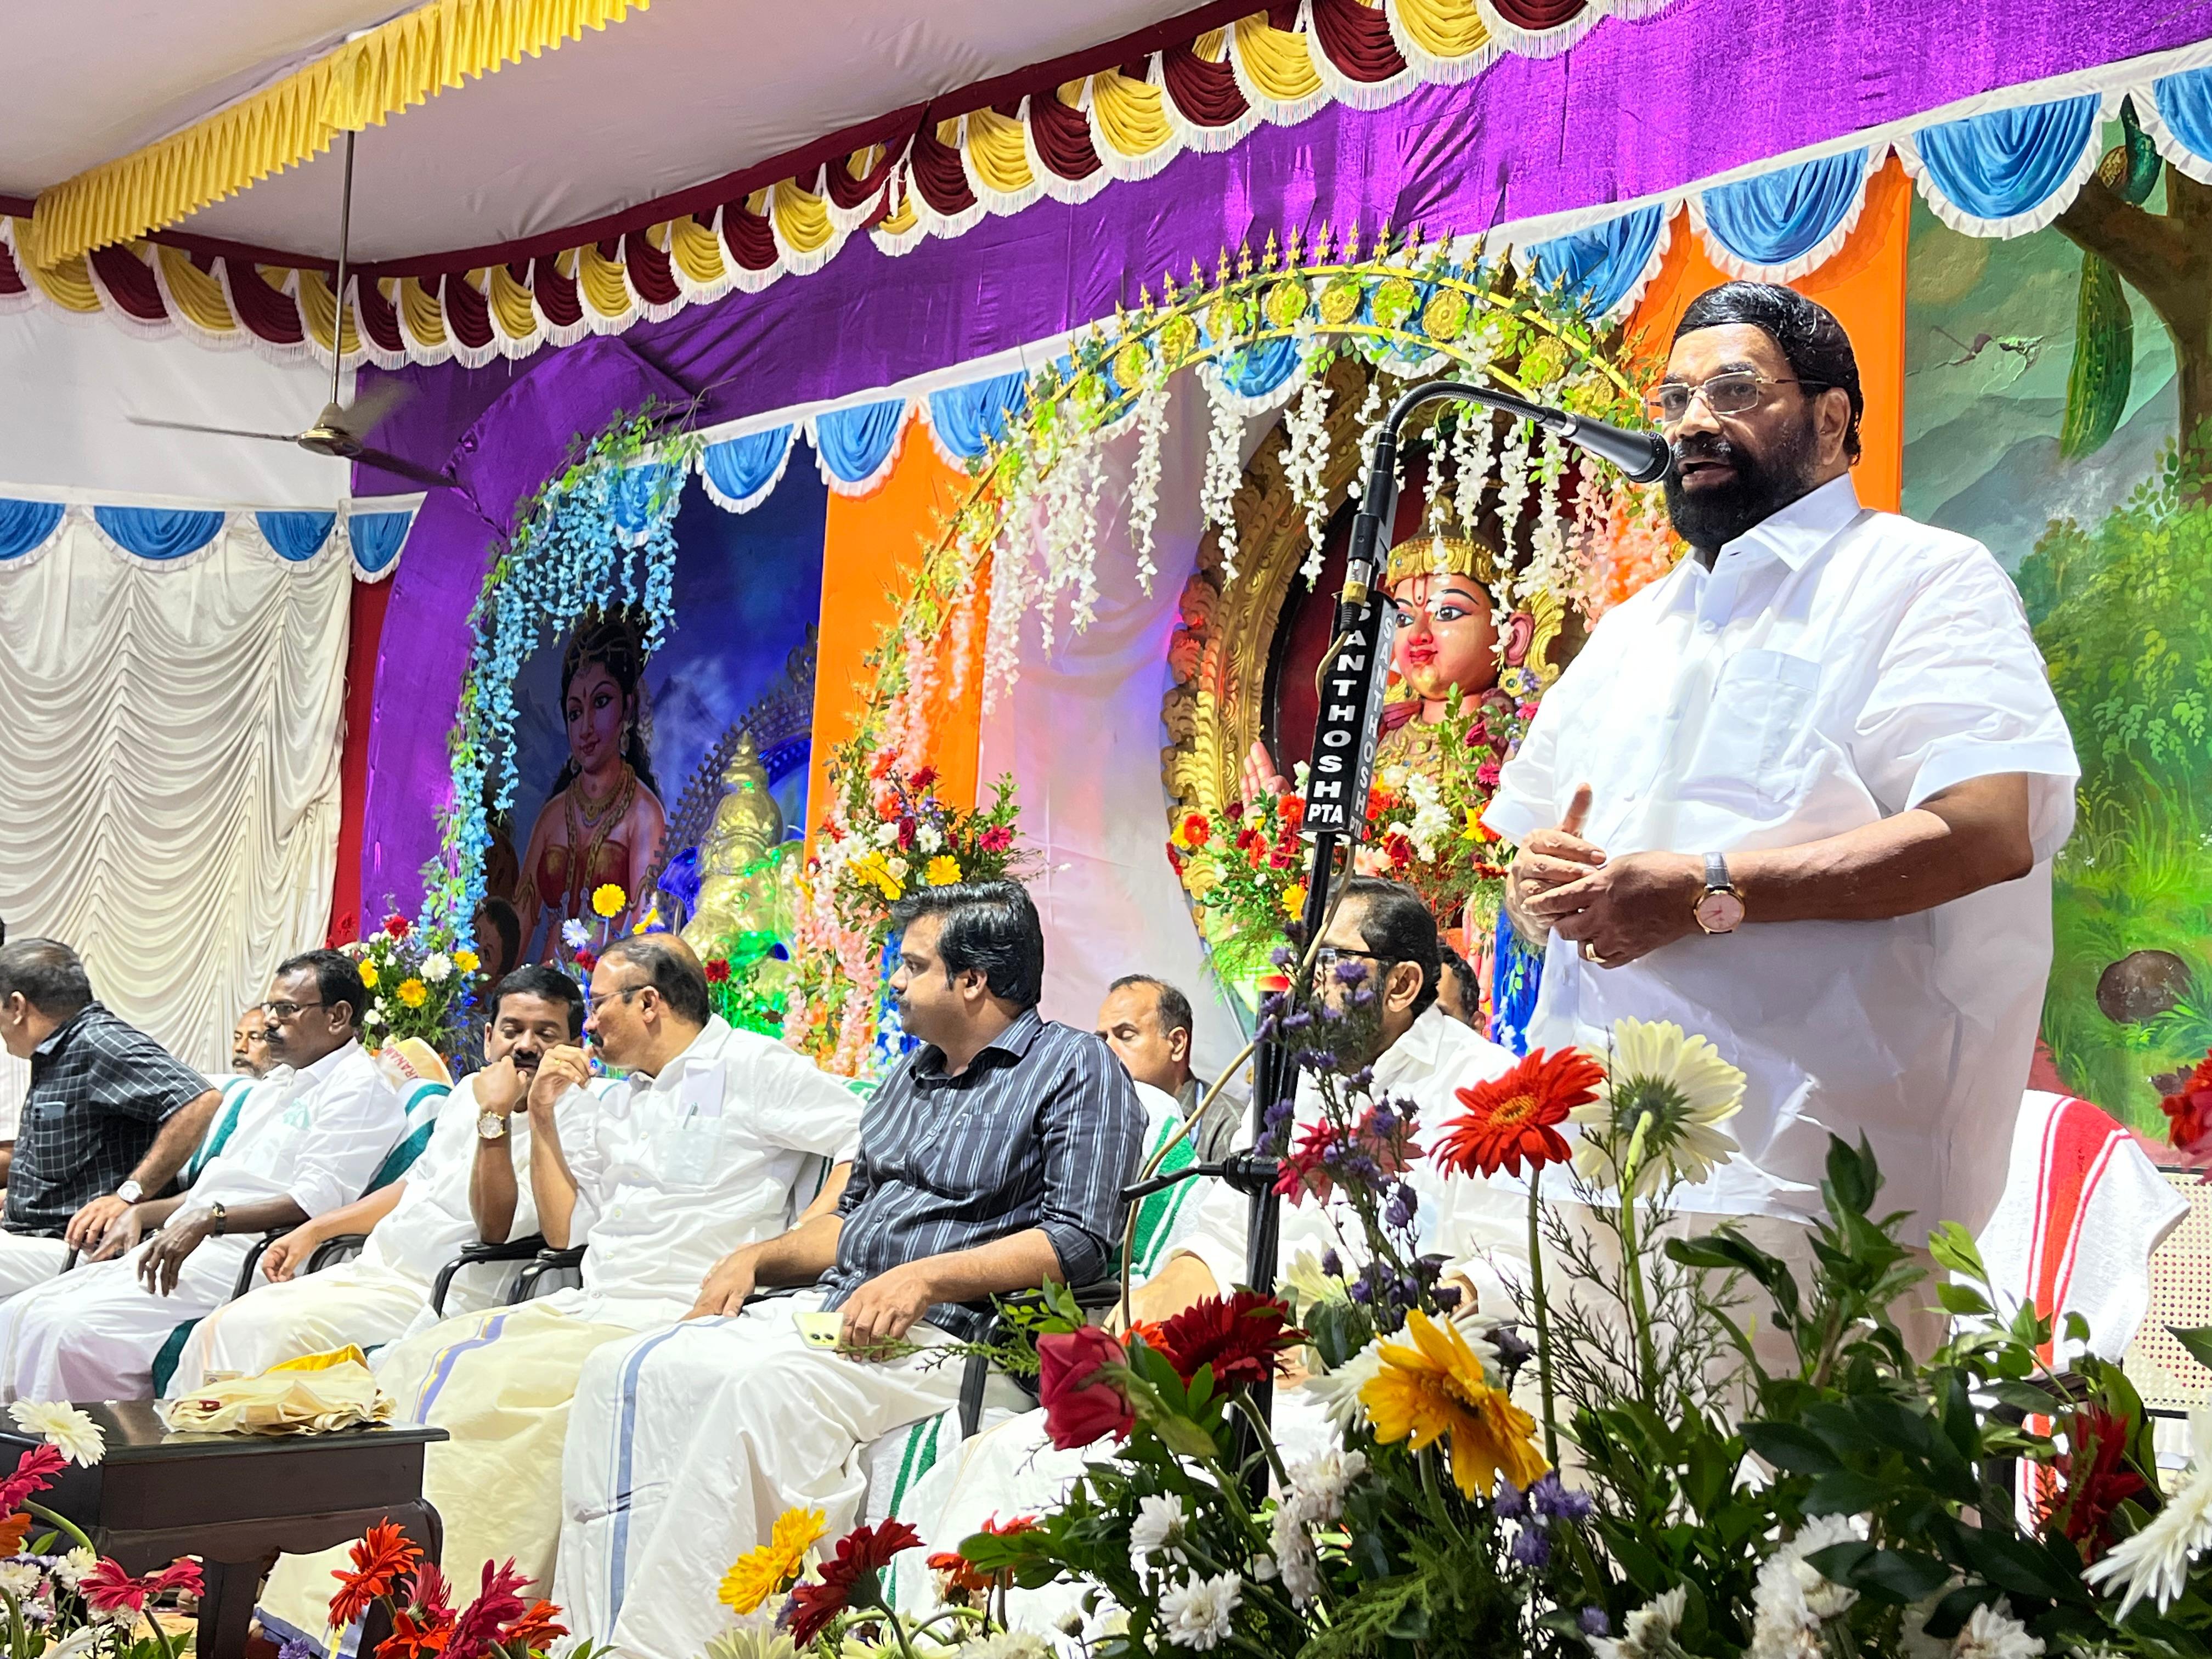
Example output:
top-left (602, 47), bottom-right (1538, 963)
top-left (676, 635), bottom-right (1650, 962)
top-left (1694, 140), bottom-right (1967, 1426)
top-left (476, 1109), bottom-right (508, 1142)
top-left (206, 1200), bottom-right (228, 1235)
top-left (115, 1179), bottom-right (143, 1205)
top-left (1694, 851), bottom-right (1745, 935)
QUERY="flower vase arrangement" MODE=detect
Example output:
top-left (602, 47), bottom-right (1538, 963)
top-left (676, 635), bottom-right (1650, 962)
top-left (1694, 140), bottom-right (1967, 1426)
top-left (320, 1522), bottom-right (573, 1659)
top-left (341, 911), bottom-right (477, 1054)
top-left (788, 756), bottom-right (1031, 1075)
top-left (0, 1402), bottom-right (204, 1659)
top-left (866, 975), bottom-right (2212, 1657)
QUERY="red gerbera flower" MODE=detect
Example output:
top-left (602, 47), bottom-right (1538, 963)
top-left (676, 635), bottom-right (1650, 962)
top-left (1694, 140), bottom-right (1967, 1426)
top-left (383, 912), bottom-right (412, 940)
top-left (80, 1559), bottom-right (151, 1615)
top-left (495, 1602), bottom-right (568, 1655)
top-left (376, 1562), bottom-right (458, 1659)
top-left (445, 1560), bottom-right (531, 1659)
top-left (927, 1514), bottom-right (1037, 1594)
top-left (329, 1520), bottom-right (425, 1629)
top-left (2047, 1405), bottom-right (2147, 1561)
top-left (704, 958), bottom-right (732, 984)
top-left (1180, 812), bottom-right (1211, 848)
top-left (2163, 1052), bottom-right (2212, 1172)
top-left (977, 825), bottom-right (1013, 854)
top-left (781, 1520), bottom-right (923, 1645)
top-left (1273, 1120), bottom-right (1344, 1206)
top-left (1279, 795), bottom-right (1306, 835)
top-left (1144, 1290), bottom-right (1302, 1389)
top-left (0, 1443), bottom-right (65, 1511)
top-left (1436, 1048), bottom-right (1606, 1179)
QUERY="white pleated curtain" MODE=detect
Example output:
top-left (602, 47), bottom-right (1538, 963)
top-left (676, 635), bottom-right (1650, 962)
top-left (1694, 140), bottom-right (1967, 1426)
top-left (0, 519), bottom-right (351, 1075)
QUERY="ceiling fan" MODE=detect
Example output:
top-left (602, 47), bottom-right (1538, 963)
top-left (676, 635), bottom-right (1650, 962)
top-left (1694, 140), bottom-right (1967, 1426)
top-left (127, 130), bottom-right (454, 492)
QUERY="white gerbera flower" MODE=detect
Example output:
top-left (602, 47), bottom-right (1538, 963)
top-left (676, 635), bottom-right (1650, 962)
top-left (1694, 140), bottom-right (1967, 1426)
top-left (421, 952), bottom-right (454, 983)
top-left (1298, 1340), bottom-right (1383, 1431)
top-left (1953, 1602), bottom-right (2044, 1659)
top-left (1570, 1018), bottom-right (1746, 1197)
top-left (917, 825), bottom-right (945, 854)
top-left (1158, 1571), bottom-right (1242, 1650)
top-left (9, 1401), bottom-right (104, 1466)
top-left (1278, 1251), bottom-right (1348, 1322)
top-left (1129, 1492), bottom-right (1189, 1571)
top-left (2086, 1407), bottom-right (2212, 1616)
top-left (561, 918), bottom-right (591, 951)
top-left (874, 822), bottom-right (901, 848)
top-left (1591, 1586), bottom-right (1686, 1659)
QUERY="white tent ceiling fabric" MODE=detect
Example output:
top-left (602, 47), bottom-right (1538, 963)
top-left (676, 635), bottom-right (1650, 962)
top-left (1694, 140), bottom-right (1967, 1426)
top-left (1, 1), bottom-right (1199, 263)
top-left (0, 302), bottom-right (354, 506)
top-left (0, 517), bottom-right (352, 1077)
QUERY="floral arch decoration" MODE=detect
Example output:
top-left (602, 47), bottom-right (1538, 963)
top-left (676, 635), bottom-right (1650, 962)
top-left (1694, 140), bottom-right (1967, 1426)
top-left (793, 223), bottom-right (1678, 1070)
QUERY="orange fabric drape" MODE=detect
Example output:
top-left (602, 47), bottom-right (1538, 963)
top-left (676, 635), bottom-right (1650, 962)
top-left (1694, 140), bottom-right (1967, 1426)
top-left (805, 417), bottom-right (989, 838)
top-left (1624, 156), bottom-right (1912, 512)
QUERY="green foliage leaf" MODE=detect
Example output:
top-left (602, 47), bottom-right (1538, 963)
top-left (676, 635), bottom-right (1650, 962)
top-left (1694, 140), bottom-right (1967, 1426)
top-left (1926, 1220), bottom-right (1988, 1282)
top-left (1822, 1133), bottom-right (1880, 1217)
top-left (1742, 1421), bottom-right (1843, 1475)
top-left (2171, 1324), bottom-right (2212, 1374)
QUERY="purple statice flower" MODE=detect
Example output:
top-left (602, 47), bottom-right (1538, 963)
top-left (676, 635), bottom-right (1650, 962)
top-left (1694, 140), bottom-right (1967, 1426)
top-left (1347, 1277), bottom-right (1373, 1305)
top-left (1493, 1479), bottom-right (1528, 1520)
top-left (1284, 919), bottom-right (1308, 947)
top-left (1488, 1323), bottom-right (1535, 1375)
top-left (1432, 1282), bottom-right (1463, 1313)
top-left (1511, 1525), bottom-right (1552, 1568)
top-left (1332, 958), bottom-right (1369, 986)
top-left (1271, 946), bottom-right (1297, 971)
top-left (1262, 1097), bottom-right (1297, 1136)
top-left (1352, 986), bottom-right (1376, 1006)
top-left (1281, 1009), bottom-right (1313, 1032)
top-left (1530, 1472), bottom-right (1594, 1522)
top-left (1254, 1017), bottom-right (1279, 1044)
top-left (1579, 1607), bottom-right (1611, 1638)
top-left (1367, 1102), bottom-right (1398, 1138)
top-left (1321, 1249), bottom-right (1342, 1278)
top-left (279, 1640), bottom-right (321, 1659)
top-left (1385, 1187), bottom-right (1417, 1231)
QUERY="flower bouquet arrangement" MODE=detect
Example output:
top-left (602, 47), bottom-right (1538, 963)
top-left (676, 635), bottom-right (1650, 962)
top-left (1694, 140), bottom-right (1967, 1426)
top-left (555, 880), bottom-right (656, 977)
top-left (0, 1401), bottom-right (203, 1659)
top-left (318, 1522), bottom-right (573, 1659)
top-left (788, 750), bottom-right (1031, 1075)
top-left (341, 911), bottom-right (477, 1053)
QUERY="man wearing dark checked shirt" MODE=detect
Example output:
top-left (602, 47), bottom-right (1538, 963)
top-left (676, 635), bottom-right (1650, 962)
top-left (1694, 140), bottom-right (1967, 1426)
top-left (0, 940), bottom-right (221, 1301)
top-left (553, 880), bottom-right (1147, 1659)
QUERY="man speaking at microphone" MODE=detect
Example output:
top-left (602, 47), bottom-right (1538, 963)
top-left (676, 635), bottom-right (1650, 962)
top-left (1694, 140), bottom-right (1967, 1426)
top-left (1483, 282), bottom-right (2077, 1313)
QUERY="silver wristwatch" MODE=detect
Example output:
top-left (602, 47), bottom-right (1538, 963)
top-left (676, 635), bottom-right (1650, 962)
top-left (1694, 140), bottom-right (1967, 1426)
top-left (477, 1109), bottom-right (509, 1142)
top-left (115, 1179), bottom-right (143, 1205)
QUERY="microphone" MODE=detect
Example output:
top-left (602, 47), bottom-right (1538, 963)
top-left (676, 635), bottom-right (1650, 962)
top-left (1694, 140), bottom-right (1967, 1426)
top-left (1544, 410), bottom-right (1672, 484)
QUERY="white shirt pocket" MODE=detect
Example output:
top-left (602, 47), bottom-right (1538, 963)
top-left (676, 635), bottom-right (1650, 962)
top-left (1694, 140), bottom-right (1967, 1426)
top-left (1680, 648), bottom-right (1824, 808)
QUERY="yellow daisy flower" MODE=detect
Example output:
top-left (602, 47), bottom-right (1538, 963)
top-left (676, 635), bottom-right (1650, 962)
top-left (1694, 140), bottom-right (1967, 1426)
top-left (1361, 1310), bottom-right (1547, 1498)
top-left (452, 949), bottom-right (479, 974)
top-left (395, 978), bottom-right (428, 1009)
top-left (718, 1506), bottom-right (827, 1614)
top-left (1279, 881), bottom-right (1308, 917)
top-left (591, 883), bottom-right (627, 918)
top-left (357, 962), bottom-right (379, 989)
top-left (924, 854), bottom-right (962, 887)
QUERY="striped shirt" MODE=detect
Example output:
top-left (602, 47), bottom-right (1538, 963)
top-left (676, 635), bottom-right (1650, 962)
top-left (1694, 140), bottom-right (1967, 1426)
top-left (822, 1006), bottom-right (1146, 1340)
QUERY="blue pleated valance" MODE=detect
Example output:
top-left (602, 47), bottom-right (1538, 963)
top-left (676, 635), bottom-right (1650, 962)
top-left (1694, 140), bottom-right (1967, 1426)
top-left (1697, 149), bottom-right (1872, 279)
top-left (92, 506), bottom-right (228, 562)
top-left (0, 500), bottom-right (66, 562)
top-left (1904, 94), bottom-right (2103, 236)
top-left (1527, 205), bottom-right (1667, 318)
top-left (810, 400), bottom-right (908, 494)
top-left (256, 510), bottom-right (337, 562)
top-left (924, 371), bottom-right (1031, 462)
top-left (699, 426), bottom-right (798, 512)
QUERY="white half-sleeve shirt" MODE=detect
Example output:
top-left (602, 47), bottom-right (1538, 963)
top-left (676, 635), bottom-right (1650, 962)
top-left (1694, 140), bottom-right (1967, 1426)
top-left (547, 1015), bottom-right (866, 1326)
top-left (1485, 475), bottom-right (2079, 1234)
top-left (193, 1041), bottom-right (404, 1218)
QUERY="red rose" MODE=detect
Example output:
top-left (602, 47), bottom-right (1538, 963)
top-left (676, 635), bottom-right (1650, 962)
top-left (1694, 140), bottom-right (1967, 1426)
top-left (1036, 1325), bottom-right (1133, 1449)
top-left (573, 949), bottom-right (598, 974)
top-left (383, 912), bottom-right (411, 941)
top-left (898, 816), bottom-right (917, 850)
top-left (910, 765), bottom-right (938, 791)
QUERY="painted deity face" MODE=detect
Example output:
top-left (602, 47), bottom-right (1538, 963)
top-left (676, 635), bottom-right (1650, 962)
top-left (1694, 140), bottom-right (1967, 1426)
top-left (564, 659), bottom-right (630, 777)
top-left (1389, 572), bottom-right (1500, 703)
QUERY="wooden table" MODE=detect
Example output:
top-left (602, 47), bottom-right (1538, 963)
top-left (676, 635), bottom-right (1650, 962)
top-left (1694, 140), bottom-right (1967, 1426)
top-left (0, 1401), bottom-right (447, 1659)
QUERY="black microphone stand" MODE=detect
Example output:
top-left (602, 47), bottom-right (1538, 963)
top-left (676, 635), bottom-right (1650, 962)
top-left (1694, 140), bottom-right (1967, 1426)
top-left (1125, 379), bottom-right (1668, 1468)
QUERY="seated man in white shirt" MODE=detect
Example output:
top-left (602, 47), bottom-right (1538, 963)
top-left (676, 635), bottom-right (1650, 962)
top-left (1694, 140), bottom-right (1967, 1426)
top-left (0, 950), bottom-right (404, 1402)
top-left (257, 933), bottom-right (865, 1641)
top-left (168, 966), bottom-right (593, 1391)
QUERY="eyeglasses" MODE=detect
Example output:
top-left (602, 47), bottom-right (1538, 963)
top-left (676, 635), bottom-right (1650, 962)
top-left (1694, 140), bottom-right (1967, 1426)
top-left (600, 981), bottom-right (654, 1006)
top-left (1313, 946), bottom-right (1392, 974)
top-left (1644, 371), bottom-right (1826, 427)
top-left (258, 1000), bottom-right (326, 1020)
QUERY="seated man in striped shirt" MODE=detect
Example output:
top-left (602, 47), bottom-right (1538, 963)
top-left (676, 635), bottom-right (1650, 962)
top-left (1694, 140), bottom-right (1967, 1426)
top-left (554, 880), bottom-right (1148, 1659)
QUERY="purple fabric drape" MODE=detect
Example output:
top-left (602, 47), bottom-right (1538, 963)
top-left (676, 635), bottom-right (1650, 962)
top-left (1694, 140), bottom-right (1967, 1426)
top-left (354, 0), bottom-right (2212, 911)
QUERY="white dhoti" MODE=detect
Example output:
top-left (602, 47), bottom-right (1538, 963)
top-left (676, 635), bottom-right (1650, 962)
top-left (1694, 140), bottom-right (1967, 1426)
top-left (0, 1233), bottom-right (74, 1305)
top-left (0, 1234), bottom-right (251, 1402)
top-left (554, 1293), bottom-right (969, 1659)
top-left (257, 1295), bottom-right (640, 1650)
top-left (167, 1261), bottom-right (438, 1395)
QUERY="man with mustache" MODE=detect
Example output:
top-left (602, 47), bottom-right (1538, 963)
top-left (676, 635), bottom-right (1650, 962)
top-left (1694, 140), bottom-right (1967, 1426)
top-left (1487, 282), bottom-right (2078, 1308)
top-left (167, 966), bottom-right (595, 1390)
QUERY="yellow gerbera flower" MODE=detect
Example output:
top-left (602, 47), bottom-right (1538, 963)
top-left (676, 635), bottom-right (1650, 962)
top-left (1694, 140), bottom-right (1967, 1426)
top-left (1361, 1310), bottom-right (1547, 1498)
top-left (924, 854), bottom-right (962, 887)
top-left (452, 949), bottom-right (479, 974)
top-left (718, 1506), bottom-right (827, 1614)
top-left (357, 962), bottom-right (379, 988)
top-left (591, 883), bottom-right (627, 918)
top-left (1279, 881), bottom-right (1308, 916)
top-left (395, 978), bottom-right (428, 1009)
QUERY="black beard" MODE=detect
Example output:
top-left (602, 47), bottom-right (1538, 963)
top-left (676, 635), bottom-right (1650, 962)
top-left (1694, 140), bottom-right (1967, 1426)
top-left (1662, 414), bottom-right (1821, 556)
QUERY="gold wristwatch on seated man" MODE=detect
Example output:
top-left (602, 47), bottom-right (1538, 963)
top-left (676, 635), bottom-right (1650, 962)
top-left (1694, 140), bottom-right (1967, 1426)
top-left (1695, 851), bottom-right (1745, 935)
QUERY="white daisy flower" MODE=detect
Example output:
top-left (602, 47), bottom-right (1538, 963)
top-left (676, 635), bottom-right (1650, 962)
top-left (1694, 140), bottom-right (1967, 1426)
top-left (8, 1402), bottom-right (104, 1466)
top-left (1288, 1448), bottom-right (1367, 1525)
top-left (1158, 1571), bottom-right (1242, 1650)
top-left (1128, 1492), bottom-right (1188, 1571)
top-left (0, 1562), bottom-right (39, 1599)
top-left (1591, 1587), bottom-right (1686, 1659)
top-left (421, 952), bottom-right (454, 983)
top-left (1953, 1602), bottom-right (2044, 1659)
